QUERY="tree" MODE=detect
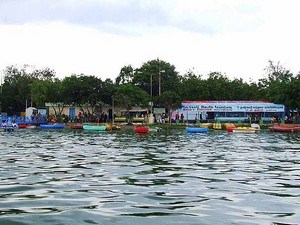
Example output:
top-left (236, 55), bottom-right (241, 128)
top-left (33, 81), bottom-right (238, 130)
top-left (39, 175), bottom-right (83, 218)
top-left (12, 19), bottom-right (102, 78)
top-left (115, 65), bottom-right (134, 85)
top-left (205, 72), bottom-right (231, 100)
top-left (61, 74), bottom-right (105, 115)
top-left (114, 83), bottom-right (150, 122)
top-left (179, 70), bottom-right (208, 100)
top-left (259, 60), bottom-right (295, 107)
top-left (132, 59), bottom-right (181, 106)
top-left (1, 65), bottom-right (57, 114)
top-left (158, 91), bottom-right (181, 121)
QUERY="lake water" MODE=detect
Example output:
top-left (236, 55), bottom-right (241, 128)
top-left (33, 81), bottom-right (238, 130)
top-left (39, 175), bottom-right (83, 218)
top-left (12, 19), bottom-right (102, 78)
top-left (0, 129), bottom-right (299, 225)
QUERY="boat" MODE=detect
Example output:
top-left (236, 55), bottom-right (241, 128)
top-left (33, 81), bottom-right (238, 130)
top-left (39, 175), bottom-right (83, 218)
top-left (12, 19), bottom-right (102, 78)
top-left (227, 124), bottom-right (260, 133)
top-left (83, 125), bottom-right (106, 131)
top-left (186, 126), bottom-right (208, 133)
top-left (269, 124), bottom-right (300, 133)
top-left (0, 118), bottom-right (18, 131)
top-left (148, 126), bottom-right (161, 132)
top-left (17, 123), bottom-right (27, 129)
top-left (213, 123), bottom-right (222, 130)
top-left (26, 124), bottom-right (36, 129)
top-left (40, 123), bottom-right (65, 129)
top-left (134, 126), bottom-right (149, 133)
top-left (200, 123), bottom-right (212, 128)
top-left (70, 124), bottom-right (83, 129)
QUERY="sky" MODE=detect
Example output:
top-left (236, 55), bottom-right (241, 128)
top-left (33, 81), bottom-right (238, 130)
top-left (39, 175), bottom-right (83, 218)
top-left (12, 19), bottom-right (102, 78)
top-left (0, 0), bottom-right (300, 82)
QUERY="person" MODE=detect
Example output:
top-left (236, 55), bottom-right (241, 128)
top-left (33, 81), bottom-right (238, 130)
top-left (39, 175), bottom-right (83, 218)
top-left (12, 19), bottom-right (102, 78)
top-left (157, 114), bottom-right (162, 124)
top-left (175, 113), bottom-right (179, 124)
top-left (180, 113), bottom-right (184, 124)
top-left (78, 111), bottom-right (82, 122)
top-left (194, 114), bottom-right (197, 124)
top-left (284, 115), bottom-right (288, 124)
top-left (161, 113), bottom-right (165, 124)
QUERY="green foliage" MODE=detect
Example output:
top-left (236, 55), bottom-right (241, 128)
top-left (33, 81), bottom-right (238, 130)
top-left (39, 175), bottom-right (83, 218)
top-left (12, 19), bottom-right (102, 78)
top-left (132, 59), bottom-right (181, 105)
top-left (158, 91), bottom-right (181, 110)
top-left (258, 60), bottom-right (299, 109)
top-left (114, 83), bottom-right (150, 111)
top-left (179, 70), bottom-right (208, 100)
top-left (1, 60), bottom-right (299, 116)
top-left (115, 65), bottom-right (134, 85)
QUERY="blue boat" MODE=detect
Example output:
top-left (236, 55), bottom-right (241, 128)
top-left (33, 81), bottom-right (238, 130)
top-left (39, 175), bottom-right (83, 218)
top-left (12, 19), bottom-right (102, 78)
top-left (40, 123), bottom-right (65, 129)
top-left (186, 126), bottom-right (208, 133)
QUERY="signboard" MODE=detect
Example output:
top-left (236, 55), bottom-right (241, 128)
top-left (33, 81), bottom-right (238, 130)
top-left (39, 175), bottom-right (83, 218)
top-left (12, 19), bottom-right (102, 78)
top-left (181, 101), bottom-right (284, 113)
top-left (154, 107), bottom-right (166, 114)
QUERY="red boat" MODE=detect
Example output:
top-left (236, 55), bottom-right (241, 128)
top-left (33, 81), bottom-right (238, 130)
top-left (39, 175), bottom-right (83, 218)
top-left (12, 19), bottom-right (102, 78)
top-left (134, 126), bottom-right (149, 133)
top-left (269, 124), bottom-right (300, 133)
top-left (70, 124), bottom-right (83, 129)
top-left (17, 124), bottom-right (27, 129)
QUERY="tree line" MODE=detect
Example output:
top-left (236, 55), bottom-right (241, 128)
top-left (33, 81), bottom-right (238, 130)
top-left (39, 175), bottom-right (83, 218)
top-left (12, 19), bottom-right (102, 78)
top-left (0, 59), bottom-right (299, 117)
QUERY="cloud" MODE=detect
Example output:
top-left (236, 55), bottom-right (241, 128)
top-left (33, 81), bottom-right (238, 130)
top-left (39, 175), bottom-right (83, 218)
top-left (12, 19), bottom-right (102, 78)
top-left (0, 0), bottom-right (263, 36)
top-left (1, 0), bottom-right (300, 82)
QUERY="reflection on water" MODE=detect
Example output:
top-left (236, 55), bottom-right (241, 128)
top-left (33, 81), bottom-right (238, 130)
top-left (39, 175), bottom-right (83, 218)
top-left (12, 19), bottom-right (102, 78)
top-left (0, 129), bottom-right (299, 225)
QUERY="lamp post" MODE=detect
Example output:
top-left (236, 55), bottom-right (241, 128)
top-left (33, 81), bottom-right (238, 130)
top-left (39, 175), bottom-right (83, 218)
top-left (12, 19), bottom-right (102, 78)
top-left (112, 95), bottom-right (115, 124)
top-left (0, 69), bottom-right (3, 113)
top-left (158, 69), bottom-right (165, 96)
top-left (150, 73), bottom-right (153, 99)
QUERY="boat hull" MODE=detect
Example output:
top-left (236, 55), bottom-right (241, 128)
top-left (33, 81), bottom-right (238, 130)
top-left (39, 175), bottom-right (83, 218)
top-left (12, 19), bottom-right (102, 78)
top-left (269, 124), bottom-right (300, 133)
top-left (186, 127), bottom-right (208, 133)
top-left (71, 124), bottom-right (83, 129)
top-left (40, 124), bottom-right (65, 129)
top-left (232, 128), bottom-right (258, 133)
top-left (17, 124), bottom-right (27, 129)
top-left (83, 125), bottom-right (106, 131)
top-left (134, 126), bottom-right (149, 133)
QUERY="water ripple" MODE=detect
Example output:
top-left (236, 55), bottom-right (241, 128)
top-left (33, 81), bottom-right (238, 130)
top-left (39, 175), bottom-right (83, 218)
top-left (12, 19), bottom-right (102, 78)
top-left (0, 129), bottom-right (299, 224)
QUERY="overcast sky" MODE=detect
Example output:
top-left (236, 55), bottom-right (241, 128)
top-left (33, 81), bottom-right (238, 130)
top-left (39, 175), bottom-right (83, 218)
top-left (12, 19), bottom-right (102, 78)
top-left (1, 0), bottom-right (299, 82)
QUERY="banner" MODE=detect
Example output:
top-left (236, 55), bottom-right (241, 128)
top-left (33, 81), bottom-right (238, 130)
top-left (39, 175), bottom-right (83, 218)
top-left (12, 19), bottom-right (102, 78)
top-left (181, 101), bottom-right (284, 113)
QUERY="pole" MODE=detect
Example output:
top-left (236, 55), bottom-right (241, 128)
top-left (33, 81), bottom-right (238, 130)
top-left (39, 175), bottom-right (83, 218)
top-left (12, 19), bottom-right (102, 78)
top-left (0, 69), bottom-right (2, 112)
top-left (158, 58), bottom-right (161, 96)
top-left (158, 70), bottom-right (161, 96)
top-left (112, 96), bottom-right (114, 124)
top-left (150, 74), bottom-right (153, 99)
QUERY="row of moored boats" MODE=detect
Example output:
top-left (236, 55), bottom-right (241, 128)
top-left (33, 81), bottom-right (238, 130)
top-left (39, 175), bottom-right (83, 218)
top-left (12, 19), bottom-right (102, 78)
top-left (185, 123), bottom-right (300, 133)
top-left (1, 120), bottom-right (299, 133)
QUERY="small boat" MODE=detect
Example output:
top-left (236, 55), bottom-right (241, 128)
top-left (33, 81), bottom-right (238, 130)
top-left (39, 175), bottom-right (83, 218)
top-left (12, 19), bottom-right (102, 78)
top-left (269, 124), bottom-right (300, 133)
top-left (186, 126), bottom-right (208, 133)
top-left (148, 126), bottom-right (161, 132)
top-left (111, 124), bottom-right (121, 130)
top-left (134, 126), bottom-right (149, 133)
top-left (26, 124), bottom-right (36, 129)
top-left (200, 123), bottom-right (212, 128)
top-left (83, 125), bottom-right (106, 131)
top-left (70, 124), bottom-right (83, 129)
top-left (40, 123), bottom-right (65, 129)
top-left (227, 124), bottom-right (260, 133)
top-left (213, 123), bottom-right (222, 130)
top-left (17, 123), bottom-right (27, 129)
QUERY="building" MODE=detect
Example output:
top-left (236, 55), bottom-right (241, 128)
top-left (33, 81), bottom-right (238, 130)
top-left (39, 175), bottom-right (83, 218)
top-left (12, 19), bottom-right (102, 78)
top-left (172, 100), bottom-right (285, 123)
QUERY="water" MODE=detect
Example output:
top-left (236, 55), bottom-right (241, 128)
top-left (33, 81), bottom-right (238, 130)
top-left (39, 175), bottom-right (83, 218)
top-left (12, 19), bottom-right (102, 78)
top-left (0, 129), bottom-right (299, 225)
